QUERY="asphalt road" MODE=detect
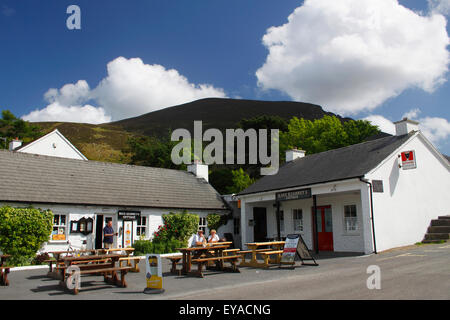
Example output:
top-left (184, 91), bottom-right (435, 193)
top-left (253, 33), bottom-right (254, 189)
top-left (0, 243), bottom-right (448, 300)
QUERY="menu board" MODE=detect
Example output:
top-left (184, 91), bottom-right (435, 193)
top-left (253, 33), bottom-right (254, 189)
top-left (280, 234), bottom-right (318, 266)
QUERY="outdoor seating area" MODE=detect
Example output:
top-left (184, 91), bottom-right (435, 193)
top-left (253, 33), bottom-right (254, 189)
top-left (166, 240), bottom-right (293, 278)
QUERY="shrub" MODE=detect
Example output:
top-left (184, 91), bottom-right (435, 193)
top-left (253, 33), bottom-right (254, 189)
top-left (0, 206), bottom-right (53, 266)
top-left (153, 211), bottom-right (199, 245)
top-left (32, 252), bottom-right (51, 265)
top-left (207, 213), bottom-right (232, 233)
top-left (133, 239), bottom-right (184, 255)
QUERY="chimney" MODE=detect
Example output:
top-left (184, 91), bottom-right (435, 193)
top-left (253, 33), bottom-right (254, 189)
top-left (187, 160), bottom-right (209, 182)
top-left (393, 118), bottom-right (419, 136)
top-left (9, 138), bottom-right (22, 151)
top-left (286, 148), bottom-right (306, 162)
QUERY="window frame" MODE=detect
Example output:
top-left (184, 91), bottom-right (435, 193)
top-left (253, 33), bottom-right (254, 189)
top-left (292, 208), bottom-right (304, 232)
top-left (136, 216), bottom-right (147, 238)
top-left (343, 204), bottom-right (359, 234)
top-left (51, 214), bottom-right (68, 241)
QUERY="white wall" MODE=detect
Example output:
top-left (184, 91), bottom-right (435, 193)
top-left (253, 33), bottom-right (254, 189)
top-left (0, 202), bottom-right (226, 253)
top-left (18, 130), bottom-right (87, 160)
top-left (367, 134), bottom-right (450, 252)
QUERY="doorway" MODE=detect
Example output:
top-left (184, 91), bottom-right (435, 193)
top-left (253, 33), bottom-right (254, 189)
top-left (312, 205), bottom-right (334, 251)
top-left (253, 207), bottom-right (267, 242)
top-left (95, 215), bottom-right (114, 249)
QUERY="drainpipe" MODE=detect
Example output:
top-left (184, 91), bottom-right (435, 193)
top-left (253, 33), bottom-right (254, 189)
top-left (359, 177), bottom-right (377, 254)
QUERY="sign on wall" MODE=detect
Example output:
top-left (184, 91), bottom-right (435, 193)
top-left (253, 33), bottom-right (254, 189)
top-left (118, 210), bottom-right (141, 220)
top-left (372, 180), bottom-right (384, 193)
top-left (276, 188), bottom-right (312, 201)
top-left (400, 150), bottom-right (417, 170)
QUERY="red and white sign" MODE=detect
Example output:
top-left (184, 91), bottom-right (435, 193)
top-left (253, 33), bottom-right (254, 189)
top-left (401, 150), bottom-right (416, 170)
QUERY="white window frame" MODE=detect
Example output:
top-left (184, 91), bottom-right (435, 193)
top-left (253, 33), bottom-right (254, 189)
top-left (136, 216), bottom-right (147, 239)
top-left (343, 204), bottom-right (359, 234)
top-left (51, 214), bottom-right (68, 242)
top-left (293, 209), bottom-right (304, 232)
top-left (199, 216), bottom-right (207, 233)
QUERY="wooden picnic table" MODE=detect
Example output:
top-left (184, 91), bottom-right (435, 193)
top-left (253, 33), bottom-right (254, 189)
top-left (176, 244), bottom-right (240, 277)
top-left (45, 249), bottom-right (98, 276)
top-left (97, 248), bottom-right (140, 272)
top-left (0, 254), bottom-right (11, 286)
top-left (240, 241), bottom-right (286, 268)
top-left (59, 253), bottom-right (131, 294)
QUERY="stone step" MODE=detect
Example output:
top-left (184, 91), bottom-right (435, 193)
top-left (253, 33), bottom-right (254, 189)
top-left (424, 233), bottom-right (450, 241)
top-left (428, 226), bottom-right (450, 233)
top-left (421, 239), bottom-right (449, 244)
top-left (431, 219), bottom-right (450, 226)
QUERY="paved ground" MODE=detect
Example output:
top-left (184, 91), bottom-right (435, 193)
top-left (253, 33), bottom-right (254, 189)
top-left (0, 243), bottom-right (448, 300)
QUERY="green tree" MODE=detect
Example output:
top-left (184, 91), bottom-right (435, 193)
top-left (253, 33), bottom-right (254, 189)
top-left (0, 110), bottom-right (41, 149)
top-left (0, 206), bottom-right (53, 266)
top-left (226, 168), bottom-right (256, 194)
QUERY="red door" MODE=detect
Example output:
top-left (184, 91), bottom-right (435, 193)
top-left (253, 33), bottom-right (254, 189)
top-left (312, 206), bottom-right (334, 251)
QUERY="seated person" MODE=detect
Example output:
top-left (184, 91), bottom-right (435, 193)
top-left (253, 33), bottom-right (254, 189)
top-left (190, 229), bottom-right (206, 247)
top-left (208, 229), bottom-right (220, 243)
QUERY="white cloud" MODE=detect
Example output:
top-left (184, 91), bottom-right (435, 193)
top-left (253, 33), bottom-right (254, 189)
top-left (256, 0), bottom-right (450, 115)
top-left (92, 57), bottom-right (226, 120)
top-left (22, 57), bottom-right (227, 123)
top-left (22, 103), bottom-right (112, 124)
top-left (428, 0), bottom-right (450, 15)
top-left (364, 110), bottom-right (450, 146)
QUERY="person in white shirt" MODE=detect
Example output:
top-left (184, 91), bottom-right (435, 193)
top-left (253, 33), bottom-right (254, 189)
top-left (208, 229), bottom-right (220, 243)
top-left (190, 229), bottom-right (206, 247)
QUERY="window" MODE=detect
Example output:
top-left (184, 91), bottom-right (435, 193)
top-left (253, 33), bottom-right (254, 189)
top-left (137, 216), bottom-right (147, 238)
top-left (279, 210), bottom-right (284, 233)
top-left (52, 214), bottom-right (67, 240)
top-left (344, 205), bottom-right (358, 232)
top-left (199, 217), bottom-right (207, 233)
top-left (233, 218), bottom-right (240, 235)
top-left (293, 209), bottom-right (303, 232)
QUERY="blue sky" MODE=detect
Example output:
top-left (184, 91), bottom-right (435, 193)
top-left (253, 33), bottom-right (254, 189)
top-left (0, 0), bottom-right (449, 154)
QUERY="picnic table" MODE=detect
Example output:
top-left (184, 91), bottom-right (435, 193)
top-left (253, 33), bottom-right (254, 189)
top-left (239, 241), bottom-right (286, 268)
top-left (176, 244), bottom-right (240, 278)
top-left (0, 254), bottom-right (11, 286)
top-left (98, 248), bottom-right (140, 272)
top-left (45, 249), bottom-right (98, 277)
top-left (59, 253), bottom-right (132, 294)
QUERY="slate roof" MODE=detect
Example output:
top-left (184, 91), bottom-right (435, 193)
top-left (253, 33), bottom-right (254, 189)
top-left (239, 133), bottom-right (414, 196)
top-left (0, 150), bottom-right (227, 210)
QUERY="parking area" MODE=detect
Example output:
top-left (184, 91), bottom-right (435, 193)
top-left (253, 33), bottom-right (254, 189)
top-left (0, 243), bottom-right (448, 300)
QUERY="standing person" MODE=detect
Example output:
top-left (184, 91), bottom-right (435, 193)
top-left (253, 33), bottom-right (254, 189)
top-left (103, 220), bottom-right (118, 249)
top-left (208, 229), bottom-right (220, 243)
top-left (190, 229), bottom-right (206, 247)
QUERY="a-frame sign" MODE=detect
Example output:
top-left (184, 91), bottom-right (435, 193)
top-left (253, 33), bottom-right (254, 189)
top-left (279, 234), bottom-right (318, 268)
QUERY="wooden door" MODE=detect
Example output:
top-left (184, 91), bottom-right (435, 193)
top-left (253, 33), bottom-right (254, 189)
top-left (312, 206), bottom-right (334, 251)
top-left (253, 207), bottom-right (267, 242)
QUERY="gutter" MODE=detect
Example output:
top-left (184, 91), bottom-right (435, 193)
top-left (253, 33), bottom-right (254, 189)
top-left (359, 177), bottom-right (377, 254)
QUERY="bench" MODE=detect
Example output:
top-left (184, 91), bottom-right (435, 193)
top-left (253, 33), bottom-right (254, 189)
top-left (0, 267), bottom-right (10, 286)
top-left (258, 250), bottom-right (284, 267)
top-left (62, 265), bottom-right (133, 294)
top-left (119, 256), bottom-right (141, 272)
top-left (191, 255), bottom-right (241, 277)
top-left (165, 255), bottom-right (183, 275)
top-left (238, 248), bottom-right (273, 264)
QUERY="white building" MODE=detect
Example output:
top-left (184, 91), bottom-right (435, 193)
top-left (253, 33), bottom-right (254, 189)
top-left (9, 129), bottom-right (87, 160)
top-left (238, 118), bottom-right (450, 254)
top-left (0, 151), bottom-right (230, 252)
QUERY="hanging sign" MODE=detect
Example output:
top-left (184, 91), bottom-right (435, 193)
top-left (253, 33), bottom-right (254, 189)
top-left (400, 150), bottom-right (416, 170)
top-left (276, 188), bottom-right (312, 201)
top-left (144, 254), bottom-right (164, 294)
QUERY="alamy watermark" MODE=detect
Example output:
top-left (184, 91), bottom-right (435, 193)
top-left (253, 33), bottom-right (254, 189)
top-left (366, 265), bottom-right (381, 290)
top-left (171, 121), bottom-right (280, 175)
top-left (66, 5), bottom-right (81, 30)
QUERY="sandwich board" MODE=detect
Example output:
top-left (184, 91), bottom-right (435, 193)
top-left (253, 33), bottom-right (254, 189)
top-left (279, 234), bottom-right (318, 268)
top-left (143, 254), bottom-right (164, 294)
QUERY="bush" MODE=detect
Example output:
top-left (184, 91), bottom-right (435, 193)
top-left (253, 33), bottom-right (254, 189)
top-left (153, 211), bottom-right (199, 245)
top-left (32, 252), bottom-right (51, 265)
top-left (0, 206), bottom-right (53, 266)
top-left (133, 239), bottom-right (184, 255)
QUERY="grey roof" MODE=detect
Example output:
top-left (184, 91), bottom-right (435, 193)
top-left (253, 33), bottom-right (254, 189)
top-left (445, 155), bottom-right (450, 163)
top-left (239, 133), bottom-right (414, 196)
top-left (0, 150), bottom-right (227, 210)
